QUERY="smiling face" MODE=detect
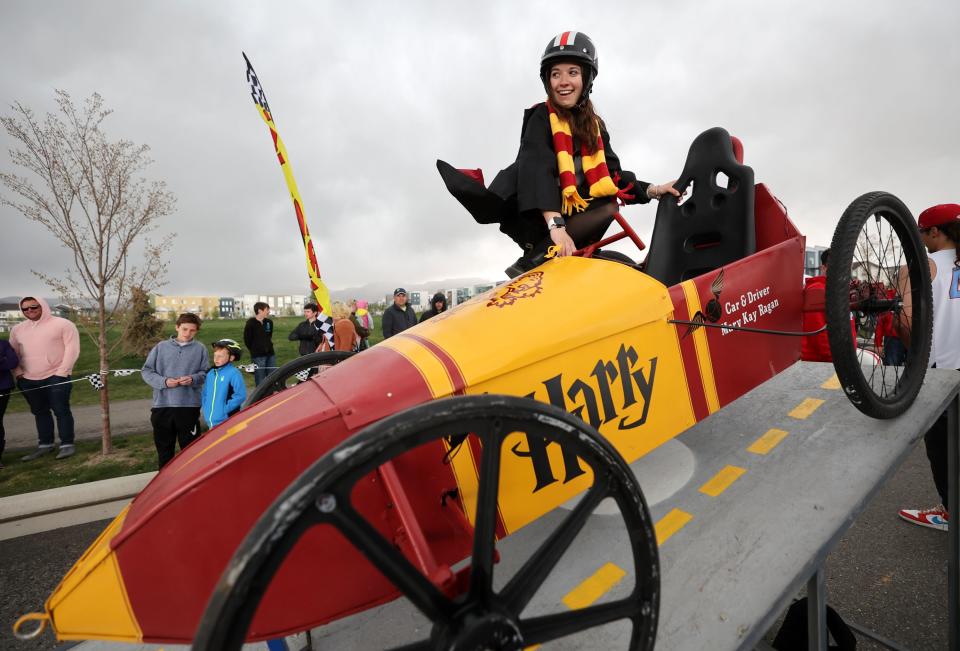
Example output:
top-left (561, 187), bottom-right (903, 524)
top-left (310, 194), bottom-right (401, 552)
top-left (548, 62), bottom-right (583, 109)
top-left (20, 299), bottom-right (42, 321)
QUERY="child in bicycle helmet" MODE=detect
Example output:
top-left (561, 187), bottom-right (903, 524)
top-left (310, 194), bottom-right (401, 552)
top-left (201, 339), bottom-right (247, 429)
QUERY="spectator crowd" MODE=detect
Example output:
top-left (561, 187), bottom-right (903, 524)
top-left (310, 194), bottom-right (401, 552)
top-left (0, 293), bottom-right (450, 470)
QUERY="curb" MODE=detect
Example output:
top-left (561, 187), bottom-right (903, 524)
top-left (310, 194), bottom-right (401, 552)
top-left (0, 471), bottom-right (156, 524)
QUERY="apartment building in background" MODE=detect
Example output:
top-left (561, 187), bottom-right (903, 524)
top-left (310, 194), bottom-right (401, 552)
top-left (233, 294), bottom-right (308, 318)
top-left (152, 293), bottom-right (309, 319)
top-left (153, 295), bottom-right (221, 319)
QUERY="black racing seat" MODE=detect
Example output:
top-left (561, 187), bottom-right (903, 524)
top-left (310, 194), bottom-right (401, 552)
top-left (643, 127), bottom-right (755, 287)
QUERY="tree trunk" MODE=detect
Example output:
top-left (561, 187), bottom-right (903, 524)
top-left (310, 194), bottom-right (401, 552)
top-left (98, 296), bottom-right (113, 455)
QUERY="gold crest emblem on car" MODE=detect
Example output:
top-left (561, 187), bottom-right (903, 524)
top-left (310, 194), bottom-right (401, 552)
top-left (487, 271), bottom-right (545, 308)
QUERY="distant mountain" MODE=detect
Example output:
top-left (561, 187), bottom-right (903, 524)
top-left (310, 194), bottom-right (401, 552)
top-left (329, 277), bottom-right (496, 304)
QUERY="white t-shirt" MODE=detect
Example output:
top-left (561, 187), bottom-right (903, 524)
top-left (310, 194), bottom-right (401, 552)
top-left (929, 248), bottom-right (960, 370)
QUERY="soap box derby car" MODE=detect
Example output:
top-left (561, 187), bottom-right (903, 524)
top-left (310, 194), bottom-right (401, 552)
top-left (15, 127), bottom-right (933, 650)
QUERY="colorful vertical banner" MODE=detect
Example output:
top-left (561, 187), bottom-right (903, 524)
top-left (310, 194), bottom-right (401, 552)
top-left (243, 52), bottom-right (331, 315)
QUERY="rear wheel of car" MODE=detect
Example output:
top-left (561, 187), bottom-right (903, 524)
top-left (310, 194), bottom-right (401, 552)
top-left (825, 191), bottom-right (932, 419)
top-left (242, 350), bottom-right (355, 408)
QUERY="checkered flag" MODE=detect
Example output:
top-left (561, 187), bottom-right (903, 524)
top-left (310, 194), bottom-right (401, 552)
top-left (112, 369), bottom-right (138, 377)
top-left (240, 363), bottom-right (258, 373)
top-left (316, 315), bottom-right (334, 350)
top-left (295, 369), bottom-right (311, 383)
top-left (243, 52), bottom-right (272, 114)
top-left (86, 373), bottom-right (104, 391)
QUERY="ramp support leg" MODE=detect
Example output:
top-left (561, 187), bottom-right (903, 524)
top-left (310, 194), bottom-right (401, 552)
top-left (949, 393), bottom-right (959, 651)
top-left (806, 568), bottom-right (828, 651)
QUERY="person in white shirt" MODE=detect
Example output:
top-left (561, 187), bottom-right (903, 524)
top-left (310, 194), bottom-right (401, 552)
top-left (898, 203), bottom-right (960, 531)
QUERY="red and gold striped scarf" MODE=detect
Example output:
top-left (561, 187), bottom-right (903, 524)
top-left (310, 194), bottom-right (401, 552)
top-left (547, 102), bottom-right (620, 215)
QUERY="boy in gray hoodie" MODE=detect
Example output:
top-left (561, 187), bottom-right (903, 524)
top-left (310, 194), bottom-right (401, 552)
top-left (141, 313), bottom-right (209, 468)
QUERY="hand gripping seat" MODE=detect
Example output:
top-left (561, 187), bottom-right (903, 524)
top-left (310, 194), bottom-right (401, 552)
top-left (643, 127), bottom-right (755, 287)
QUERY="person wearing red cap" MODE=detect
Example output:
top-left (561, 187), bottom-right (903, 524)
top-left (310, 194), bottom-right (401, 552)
top-left (898, 203), bottom-right (960, 531)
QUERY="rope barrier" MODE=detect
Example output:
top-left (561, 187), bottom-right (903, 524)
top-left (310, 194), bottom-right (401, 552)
top-left (5, 364), bottom-right (285, 398)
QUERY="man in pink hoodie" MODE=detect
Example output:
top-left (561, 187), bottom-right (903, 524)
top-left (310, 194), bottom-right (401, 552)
top-left (9, 296), bottom-right (80, 460)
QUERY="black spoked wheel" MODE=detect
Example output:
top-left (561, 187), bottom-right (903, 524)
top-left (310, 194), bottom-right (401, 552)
top-left (193, 394), bottom-right (659, 651)
top-left (242, 350), bottom-right (355, 408)
top-left (826, 191), bottom-right (933, 418)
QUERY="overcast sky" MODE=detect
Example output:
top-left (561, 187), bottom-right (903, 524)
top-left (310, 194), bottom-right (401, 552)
top-left (1, 1), bottom-right (958, 299)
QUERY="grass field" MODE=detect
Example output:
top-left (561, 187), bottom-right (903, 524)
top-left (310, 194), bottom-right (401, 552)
top-left (0, 431), bottom-right (157, 497)
top-left (1, 316), bottom-right (386, 413)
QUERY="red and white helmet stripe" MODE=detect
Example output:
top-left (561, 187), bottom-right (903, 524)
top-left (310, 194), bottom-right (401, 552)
top-left (553, 31), bottom-right (578, 47)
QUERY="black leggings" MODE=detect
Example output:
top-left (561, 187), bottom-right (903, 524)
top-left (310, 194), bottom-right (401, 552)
top-left (519, 203), bottom-right (617, 254)
top-left (925, 410), bottom-right (949, 512)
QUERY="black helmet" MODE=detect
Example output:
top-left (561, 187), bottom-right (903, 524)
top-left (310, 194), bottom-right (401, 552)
top-left (212, 338), bottom-right (243, 361)
top-left (539, 31), bottom-right (599, 103)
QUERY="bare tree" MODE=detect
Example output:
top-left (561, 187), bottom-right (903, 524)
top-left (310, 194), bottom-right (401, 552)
top-left (1, 90), bottom-right (175, 454)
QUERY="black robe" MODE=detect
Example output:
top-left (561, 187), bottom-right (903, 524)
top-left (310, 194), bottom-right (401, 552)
top-left (438, 102), bottom-right (651, 250)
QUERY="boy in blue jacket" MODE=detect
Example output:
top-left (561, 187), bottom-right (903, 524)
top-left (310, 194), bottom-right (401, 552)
top-left (201, 339), bottom-right (247, 430)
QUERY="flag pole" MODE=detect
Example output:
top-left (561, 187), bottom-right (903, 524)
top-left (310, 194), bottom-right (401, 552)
top-left (243, 52), bottom-right (332, 315)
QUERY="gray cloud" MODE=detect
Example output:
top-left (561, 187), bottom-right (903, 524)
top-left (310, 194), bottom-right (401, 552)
top-left (2, 0), bottom-right (958, 298)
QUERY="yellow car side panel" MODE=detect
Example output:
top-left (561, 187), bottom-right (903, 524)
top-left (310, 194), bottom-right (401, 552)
top-left (389, 257), bottom-right (696, 535)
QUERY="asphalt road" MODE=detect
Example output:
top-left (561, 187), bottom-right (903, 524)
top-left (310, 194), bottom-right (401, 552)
top-left (0, 444), bottom-right (950, 650)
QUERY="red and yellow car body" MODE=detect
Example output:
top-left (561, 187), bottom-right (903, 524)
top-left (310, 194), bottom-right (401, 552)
top-left (37, 183), bottom-right (803, 643)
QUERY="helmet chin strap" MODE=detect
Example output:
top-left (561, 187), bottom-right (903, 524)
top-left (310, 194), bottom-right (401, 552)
top-left (577, 70), bottom-right (594, 107)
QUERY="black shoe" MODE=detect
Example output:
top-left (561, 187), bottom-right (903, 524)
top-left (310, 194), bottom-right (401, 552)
top-left (505, 256), bottom-right (534, 278)
top-left (21, 446), bottom-right (55, 461)
top-left (504, 250), bottom-right (549, 278)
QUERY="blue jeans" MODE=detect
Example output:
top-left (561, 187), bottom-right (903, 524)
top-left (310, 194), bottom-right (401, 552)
top-left (18, 375), bottom-right (75, 446)
top-left (251, 355), bottom-right (276, 387)
top-left (883, 336), bottom-right (906, 365)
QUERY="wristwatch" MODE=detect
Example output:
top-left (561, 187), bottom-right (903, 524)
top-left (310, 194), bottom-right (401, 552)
top-left (547, 216), bottom-right (566, 230)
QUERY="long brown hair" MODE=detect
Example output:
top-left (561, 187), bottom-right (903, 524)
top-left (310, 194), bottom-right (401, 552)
top-left (545, 60), bottom-right (604, 154)
top-left (550, 98), bottom-right (604, 155)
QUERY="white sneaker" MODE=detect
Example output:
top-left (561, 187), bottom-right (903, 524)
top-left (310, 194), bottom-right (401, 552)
top-left (898, 504), bottom-right (949, 531)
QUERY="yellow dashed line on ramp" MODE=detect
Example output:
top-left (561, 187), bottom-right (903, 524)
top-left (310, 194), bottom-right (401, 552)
top-left (789, 397), bottom-right (824, 419)
top-left (748, 428), bottom-right (789, 455)
top-left (655, 508), bottom-right (693, 545)
top-left (699, 465), bottom-right (747, 497)
top-left (561, 562), bottom-right (627, 610)
top-left (821, 374), bottom-right (841, 390)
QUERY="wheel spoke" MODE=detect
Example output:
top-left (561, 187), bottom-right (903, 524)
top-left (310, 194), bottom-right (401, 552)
top-left (468, 424), bottom-right (504, 603)
top-left (329, 504), bottom-right (454, 623)
top-left (518, 597), bottom-right (639, 645)
top-left (502, 480), bottom-right (609, 614)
